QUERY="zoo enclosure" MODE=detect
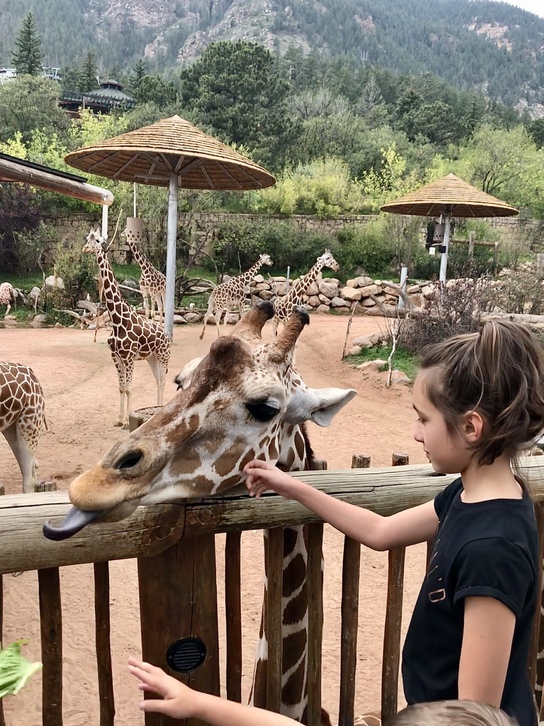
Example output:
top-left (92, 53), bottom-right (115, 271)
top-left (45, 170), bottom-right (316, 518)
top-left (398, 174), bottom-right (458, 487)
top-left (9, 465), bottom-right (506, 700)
top-left (0, 457), bottom-right (543, 726)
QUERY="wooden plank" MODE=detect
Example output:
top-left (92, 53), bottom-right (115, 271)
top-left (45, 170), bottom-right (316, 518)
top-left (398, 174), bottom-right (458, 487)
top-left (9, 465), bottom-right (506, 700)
top-left (38, 567), bottom-right (63, 726)
top-left (266, 528), bottom-right (283, 713)
top-left (0, 495), bottom-right (185, 575)
top-left (138, 535), bottom-right (220, 726)
top-left (1, 459), bottom-right (544, 574)
top-left (306, 523), bottom-right (324, 725)
top-left (338, 537), bottom-right (361, 726)
top-left (225, 532), bottom-right (242, 703)
top-left (94, 562), bottom-right (115, 726)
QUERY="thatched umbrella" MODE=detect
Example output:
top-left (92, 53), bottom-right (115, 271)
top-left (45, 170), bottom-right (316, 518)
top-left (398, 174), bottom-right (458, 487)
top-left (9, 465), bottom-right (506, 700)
top-left (64, 114), bottom-right (275, 337)
top-left (380, 173), bottom-right (518, 282)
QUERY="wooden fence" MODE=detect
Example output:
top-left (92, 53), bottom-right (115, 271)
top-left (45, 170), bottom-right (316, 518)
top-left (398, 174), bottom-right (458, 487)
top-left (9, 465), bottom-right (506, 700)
top-left (0, 456), bottom-right (543, 726)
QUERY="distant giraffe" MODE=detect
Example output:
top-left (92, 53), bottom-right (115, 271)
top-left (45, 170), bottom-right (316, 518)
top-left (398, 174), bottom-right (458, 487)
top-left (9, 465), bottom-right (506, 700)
top-left (199, 254), bottom-right (273, 339)
top-left (0, 361), bottom-right (47, 492)
top-left (272, 250), bottom-right (340, 335)
top-left (124, 220), bottom-right (166, 324)
top-left (83, 227), bottom-right (171, 427)
top-left (0, 282), bottom-right (15, 317)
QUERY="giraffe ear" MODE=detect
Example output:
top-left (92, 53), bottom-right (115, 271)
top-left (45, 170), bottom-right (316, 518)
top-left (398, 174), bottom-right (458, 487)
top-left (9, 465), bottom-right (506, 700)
top-left (285, 387), bottom-right (357, 427)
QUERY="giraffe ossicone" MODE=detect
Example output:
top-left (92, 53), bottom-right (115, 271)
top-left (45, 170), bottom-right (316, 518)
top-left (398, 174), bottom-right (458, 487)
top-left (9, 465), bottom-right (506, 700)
top-left (43, 301), bottom-right (356, 723)
top-left (0, 361), bottom-right (47, 493)
top-left (200, 253), bottom-right (273, 339)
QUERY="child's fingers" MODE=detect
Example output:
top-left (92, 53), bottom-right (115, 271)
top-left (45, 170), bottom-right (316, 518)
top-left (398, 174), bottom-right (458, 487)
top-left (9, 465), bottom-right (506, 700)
top-left (139, 699), bottom-right (171, 715)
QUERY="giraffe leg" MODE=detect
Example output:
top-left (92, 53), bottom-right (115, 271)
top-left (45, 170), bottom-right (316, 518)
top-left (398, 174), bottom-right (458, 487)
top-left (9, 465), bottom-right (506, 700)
top-left (4, 301), bottom-right (11, 317)
top-left (2, 424), bottom-right (38, 493)
top-left (112, 356), bottom-right (129, 426)
top-left (141, 289), bottom-right (150, 319)
top-left (215, 309), bottom-right (224, 337)
top-left (147, 354), bottom-right (167, 406)
top-left (150, 294), bottom-right (156, 322)
top-left (122, 358), bottom-right (135, 428)
top-left (199, 298), bottom-right (215, 339)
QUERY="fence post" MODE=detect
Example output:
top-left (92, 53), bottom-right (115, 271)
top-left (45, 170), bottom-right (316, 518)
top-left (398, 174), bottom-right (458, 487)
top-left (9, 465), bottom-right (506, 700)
top-left (337, 455), bottom-right (367, 725)
top-left (381, 453), bottom-right (409, 723)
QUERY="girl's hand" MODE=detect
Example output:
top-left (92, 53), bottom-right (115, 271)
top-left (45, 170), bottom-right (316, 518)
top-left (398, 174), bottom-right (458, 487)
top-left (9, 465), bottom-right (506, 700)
top-left (243, 459), bottom-right (303, 499)
top-left (128, 657), bottom-right (202, 717)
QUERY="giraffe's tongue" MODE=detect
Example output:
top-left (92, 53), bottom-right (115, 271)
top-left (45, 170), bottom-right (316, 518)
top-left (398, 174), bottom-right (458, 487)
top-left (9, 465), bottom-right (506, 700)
top-left (42, 507), bottom-right (101, 541)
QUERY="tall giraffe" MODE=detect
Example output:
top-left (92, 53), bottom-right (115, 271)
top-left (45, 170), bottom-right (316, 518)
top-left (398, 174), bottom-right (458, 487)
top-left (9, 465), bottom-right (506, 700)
top-left (44, 301), bottom-right (356, 723)
top-left (0, 361), bottom-right (47, 492)
top-left (124, 223), bottom-right (166, 324)
top-left (272, 251), bottom-right (340, 335)
top-left (200, 253), bottom-right (273, 339)
top-left (83, 228), bottom-right (171, 428)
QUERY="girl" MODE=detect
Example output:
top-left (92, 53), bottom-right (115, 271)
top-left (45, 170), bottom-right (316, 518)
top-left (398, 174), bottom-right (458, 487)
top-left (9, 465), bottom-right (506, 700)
top-left (244, 320), bottom-right (544, 726)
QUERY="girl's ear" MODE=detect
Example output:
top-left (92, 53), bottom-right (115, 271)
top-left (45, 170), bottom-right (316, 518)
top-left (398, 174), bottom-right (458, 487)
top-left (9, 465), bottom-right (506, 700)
top-left (462, 410), bottom-right (485, 443)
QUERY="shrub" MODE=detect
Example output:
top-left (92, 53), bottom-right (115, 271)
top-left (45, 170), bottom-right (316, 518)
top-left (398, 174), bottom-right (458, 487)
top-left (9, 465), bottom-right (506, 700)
top-left (401, 277), bottom-right (495, 355)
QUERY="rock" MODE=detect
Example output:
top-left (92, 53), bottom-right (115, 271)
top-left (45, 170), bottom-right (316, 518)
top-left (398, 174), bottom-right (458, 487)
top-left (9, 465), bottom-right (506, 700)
top-left (357, 359), bottom-right (387, 371)
top-left (307, 295), bottom-right (321, 307)
top-left (361, 297), bottom-right (376, 307)
top-left (253, 274), bottom-right (265, 284)
top-left (406, 284), bottom-right (420, 294)
top-left (183, 312), bottom-right (201, 323)
top-left (30, 314), bottom-right (48, 326)
top-left (44, 275), bottom-right (64, 289)
top-left (391, 369), bottom-right (411, 386)
top-left (352, 275), bottom-right (374, 288)
top-left (347, 345), bottom-right (362, 355)
top-left (352, 335), bottom-right (374, 348)
top-left (359, 284), bottom-right (380, 297)
top-left (306, 281), bottom-right (319, 296)
top-left (315, 304), bottom-right (330, 314)
top-left (341, 286), bottom-right (361, 301)
top-left (330, 296), bottom-right (349, 308)
top-left (257, 290), bottom-right (274, 300)
top-left (318, 280), bottom-right (339, 298)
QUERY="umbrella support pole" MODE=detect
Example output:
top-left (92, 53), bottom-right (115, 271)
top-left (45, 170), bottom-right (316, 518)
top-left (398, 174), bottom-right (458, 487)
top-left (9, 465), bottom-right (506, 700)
top-left (438, 212), bottom-right (452, 284)
top-left (165, 173), bottom-right (179, 340)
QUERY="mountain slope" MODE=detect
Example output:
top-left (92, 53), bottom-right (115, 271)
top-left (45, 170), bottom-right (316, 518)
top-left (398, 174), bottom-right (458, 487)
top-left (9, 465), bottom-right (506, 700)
top-left (1, 0), bottom-right (543, 113)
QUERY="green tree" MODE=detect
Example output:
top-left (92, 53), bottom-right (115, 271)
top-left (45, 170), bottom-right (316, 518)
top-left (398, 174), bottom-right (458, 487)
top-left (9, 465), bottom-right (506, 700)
top-left (0, 76), bottom-right (68, 145)
top-left (180, 40), bottom-right (300, 170)
top-left (11, 13), bottom-right (43, 76)
top-left (78, 51), bottom-right (99, 92)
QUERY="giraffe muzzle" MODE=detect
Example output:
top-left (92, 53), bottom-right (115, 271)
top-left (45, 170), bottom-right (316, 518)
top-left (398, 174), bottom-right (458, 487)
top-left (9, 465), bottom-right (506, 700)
top-left (42, 506), bottom-right (101, 541)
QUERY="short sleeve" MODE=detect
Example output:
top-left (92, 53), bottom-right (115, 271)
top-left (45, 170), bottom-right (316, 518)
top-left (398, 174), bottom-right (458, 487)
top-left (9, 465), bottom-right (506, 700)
top-left (434, 478), bottom-right (462, 520)
top-left (452, 537), bottom-right (534, 617)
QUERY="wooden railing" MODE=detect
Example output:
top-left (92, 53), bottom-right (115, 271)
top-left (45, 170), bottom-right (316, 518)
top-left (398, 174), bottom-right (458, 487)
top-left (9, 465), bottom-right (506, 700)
top-left (0, 456), bottom-right (543, 726)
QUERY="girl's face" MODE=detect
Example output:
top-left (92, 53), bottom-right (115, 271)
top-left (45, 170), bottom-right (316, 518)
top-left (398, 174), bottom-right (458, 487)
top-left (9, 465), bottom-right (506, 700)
top-left (412, 372), bottom-right (472, 474)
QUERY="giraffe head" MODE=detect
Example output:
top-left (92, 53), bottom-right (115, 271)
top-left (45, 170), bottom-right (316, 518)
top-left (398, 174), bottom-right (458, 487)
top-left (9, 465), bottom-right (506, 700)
top-left (43, 302), bottom-right (356, 540)
top-left (83, 227), bottom-right (107, 254)
top-left (318, 249), bottom-right (339, 273)
top-left (258, 253), bottom-right (273, 267)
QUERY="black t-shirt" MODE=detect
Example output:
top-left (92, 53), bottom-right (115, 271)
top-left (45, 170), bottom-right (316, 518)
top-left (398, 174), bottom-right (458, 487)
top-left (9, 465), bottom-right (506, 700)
top-left (402, 478), bottom-right (539, 726)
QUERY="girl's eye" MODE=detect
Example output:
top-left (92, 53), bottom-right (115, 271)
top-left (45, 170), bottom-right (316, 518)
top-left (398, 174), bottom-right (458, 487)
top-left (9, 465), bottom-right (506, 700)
top-left (245, 402), bottom-right (280, 422)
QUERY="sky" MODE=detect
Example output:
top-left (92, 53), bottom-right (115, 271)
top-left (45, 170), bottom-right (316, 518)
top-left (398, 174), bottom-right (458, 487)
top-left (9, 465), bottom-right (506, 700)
top-left (498, 0), bottom-right (544, 17)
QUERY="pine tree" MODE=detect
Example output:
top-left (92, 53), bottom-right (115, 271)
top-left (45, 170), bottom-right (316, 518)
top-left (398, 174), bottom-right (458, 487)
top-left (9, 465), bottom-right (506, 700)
top-left (11, 12), bottom-right (44, 76)
top-left (78, 51), bottom-right (98, 92)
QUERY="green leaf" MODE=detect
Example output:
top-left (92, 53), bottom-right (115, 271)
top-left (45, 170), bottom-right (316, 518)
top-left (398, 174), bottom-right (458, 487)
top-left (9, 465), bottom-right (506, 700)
top-left (0, 640), bottom-right (42, 699)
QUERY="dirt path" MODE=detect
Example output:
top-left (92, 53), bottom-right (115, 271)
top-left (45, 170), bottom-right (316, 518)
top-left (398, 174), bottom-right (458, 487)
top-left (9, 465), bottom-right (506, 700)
top-left (0, 315), bottom-right (428, 725)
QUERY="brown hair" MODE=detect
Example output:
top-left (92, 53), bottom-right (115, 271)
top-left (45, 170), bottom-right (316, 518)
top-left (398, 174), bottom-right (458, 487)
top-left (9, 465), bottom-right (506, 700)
top-left (419, 320), bottom-right (544, 466)
top-left (387, 700), bottom-right (517, 726)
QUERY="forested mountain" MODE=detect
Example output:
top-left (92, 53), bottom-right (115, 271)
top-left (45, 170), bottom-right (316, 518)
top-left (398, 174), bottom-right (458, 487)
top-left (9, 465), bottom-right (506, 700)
top-left (0, 0), bottom-right (543, 113)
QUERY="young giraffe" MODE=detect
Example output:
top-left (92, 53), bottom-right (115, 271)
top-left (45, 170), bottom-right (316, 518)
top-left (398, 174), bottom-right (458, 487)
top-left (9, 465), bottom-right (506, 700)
top-left (200, 253), bottom-right (273, 339)
top-left (0, 361), bottom-right (47, 493)
top-left (0, 282), bottom-right (15, 317)
top-left (272, 251), bottom-right (340, 336)
top-left (124, 224), bottom-right (166, 324)
top-left (44, 301), bottom-right (356, 724)
top-left (83, 228), bottom-right (171, 428)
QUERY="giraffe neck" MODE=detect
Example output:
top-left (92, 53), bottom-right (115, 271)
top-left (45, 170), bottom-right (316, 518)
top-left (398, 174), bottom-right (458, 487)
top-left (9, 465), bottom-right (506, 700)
top-left (238, 258), bottom-right (266, 286)
top-left (286, 261), bottom-right (325, 303)
top-left (252, 425), bottom-right (328, 724)
top-left (95, 248), bottom-right (132, 326)
top-left (127, 239), bottom-right (155, 277)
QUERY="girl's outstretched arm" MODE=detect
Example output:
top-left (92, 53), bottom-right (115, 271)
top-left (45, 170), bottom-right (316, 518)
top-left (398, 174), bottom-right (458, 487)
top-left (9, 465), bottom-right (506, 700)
top-left (128, 657), bottom-right (297, 725)
top-left (243, 459), bottom-right (439, 551)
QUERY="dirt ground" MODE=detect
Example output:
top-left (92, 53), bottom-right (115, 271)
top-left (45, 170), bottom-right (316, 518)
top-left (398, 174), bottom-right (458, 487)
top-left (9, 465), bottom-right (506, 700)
top-left (0, 314), bottom-right (429, 726)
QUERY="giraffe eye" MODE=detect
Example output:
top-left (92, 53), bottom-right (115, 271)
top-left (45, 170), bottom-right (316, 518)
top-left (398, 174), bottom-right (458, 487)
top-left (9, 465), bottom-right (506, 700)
top-left (245, 401), bottom-right (280, 422)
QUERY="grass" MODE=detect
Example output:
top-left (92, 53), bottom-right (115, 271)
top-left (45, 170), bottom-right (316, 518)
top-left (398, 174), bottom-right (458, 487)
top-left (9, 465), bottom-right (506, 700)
top-left (344, 343), bottom-right (420, 380)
